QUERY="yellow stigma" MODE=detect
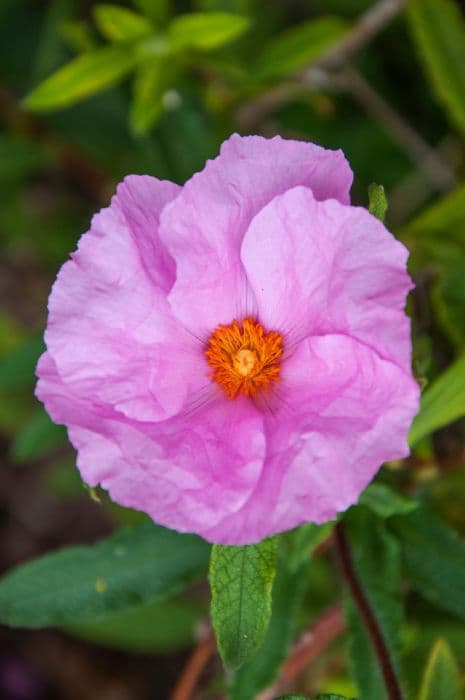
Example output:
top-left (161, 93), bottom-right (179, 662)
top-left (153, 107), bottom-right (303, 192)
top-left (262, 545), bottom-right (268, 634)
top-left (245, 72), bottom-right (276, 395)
top-left (205, 317), bottom-right (283, 399)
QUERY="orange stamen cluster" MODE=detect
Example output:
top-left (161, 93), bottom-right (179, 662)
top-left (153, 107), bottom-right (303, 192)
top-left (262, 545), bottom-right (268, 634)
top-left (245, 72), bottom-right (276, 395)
top-left (205, 317), bottom-right (283, 399)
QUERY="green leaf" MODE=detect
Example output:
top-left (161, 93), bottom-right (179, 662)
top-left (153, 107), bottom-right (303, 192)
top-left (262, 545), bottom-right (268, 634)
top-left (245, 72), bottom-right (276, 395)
top-left (391, 506), bottom-right (465, 620)
top-left (252, 17), bottom-right (348, 81)
top-left (408, 354), bottom-right (465, 447)
top-left (359, 483), bottom-right (417, 518)
top-left (344, 508), bottom-right (405, 700)
top-left (10, 407), bottom-right (66, 463)
top-left (0, 521), bottom-right (210, 627)
top-left (209, 537), bottom-right (278, 669)
top-left (23, 45), bottom-right (139, 111)
top-left (418, 638), bottom-right (462, 700)
top-left (231, 524), bottom-right (332, 699)
top-left (408, 0), bottom-right (465, 137)
top-left (70, 597), bottom-right (205, 653)
top-left (316, 695), bottom-right (355, 700)
top-left (168, 12), bottom-right (250, 51)
top-left (130, 59), bottom-right (172, 134)
top-left (368, 183), bottom-right (388, 222)
top-left (93, 4), bottom-right (153, 42)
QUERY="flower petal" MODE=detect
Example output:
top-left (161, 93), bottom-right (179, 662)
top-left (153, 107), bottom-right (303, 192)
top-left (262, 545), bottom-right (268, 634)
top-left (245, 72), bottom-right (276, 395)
top-left (241, 185), bottom-right (413, 372)
top-left (42, 175), bottom-right (205, 422)
top-left (159, 134), bottom-right (353, 335)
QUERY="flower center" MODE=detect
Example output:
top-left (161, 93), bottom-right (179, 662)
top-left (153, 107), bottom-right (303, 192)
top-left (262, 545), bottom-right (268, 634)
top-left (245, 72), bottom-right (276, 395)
top-left (205, 317), bottom-right (283, 399)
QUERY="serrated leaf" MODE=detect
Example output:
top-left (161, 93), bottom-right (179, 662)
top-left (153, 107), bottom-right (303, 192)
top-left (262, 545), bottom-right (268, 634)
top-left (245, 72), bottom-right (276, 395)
top-left (93, 4), bottom-right (153, 42)
top-left (168, 12), bottom-right (250, 51)
top-left (408, 0), bottom-right (465, 137)
top-left (23, 45), bottom-right (139, 111)
top-left (252, 17), bottom-right (348, 81)
top-left (409, 354), bottom-right (465, 447)
top-left (418, 638), bottom-right (461, 700)
top-left (231, 524), bottom-right (332, 699)
top-left (130, 59), bottom-right (172, 134)
top-left (359, 483), bottom-right (417, 518)
top-left (368, 183), bottom-right (388, 222)
top-left (344, 508), bottom-right (405, 700)
top-left (0, 521), bottom-right (210, 627)
top-left (209, 538), bottom-right (278, 669)
top-left (391, 506), bottom-right (465, 620)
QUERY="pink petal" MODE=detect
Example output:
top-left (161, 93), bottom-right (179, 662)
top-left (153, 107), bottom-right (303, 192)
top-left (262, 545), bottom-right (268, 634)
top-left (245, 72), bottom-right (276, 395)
top-left (42, 175), bottom-right (204, 422)
top-left (159, 134), bottom-right (353, 335)
top-left (241, 185), bottom-right (414, 372)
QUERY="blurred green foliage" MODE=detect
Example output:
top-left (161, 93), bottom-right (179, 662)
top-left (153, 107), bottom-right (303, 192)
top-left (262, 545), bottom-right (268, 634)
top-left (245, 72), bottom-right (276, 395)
top-left (1, 0), bottom-right (465, 698)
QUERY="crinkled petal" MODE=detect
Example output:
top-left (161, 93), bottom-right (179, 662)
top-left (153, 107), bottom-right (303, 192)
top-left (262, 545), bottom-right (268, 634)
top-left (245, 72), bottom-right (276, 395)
top-left (37, 352), bottom-right (266, 540)
top-left (241, 185), bottom-right (413, 372)
top-left (159, 134), bottom-right (353, 335)
top-left (42, 175), bottom-right (207, 422)
top-left (201, 334), bottom-right (419, 543)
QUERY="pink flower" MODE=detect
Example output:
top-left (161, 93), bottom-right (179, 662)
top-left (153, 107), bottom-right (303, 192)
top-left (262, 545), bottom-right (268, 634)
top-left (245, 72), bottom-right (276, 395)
top-left (36, 134), bottom-right (419, 545)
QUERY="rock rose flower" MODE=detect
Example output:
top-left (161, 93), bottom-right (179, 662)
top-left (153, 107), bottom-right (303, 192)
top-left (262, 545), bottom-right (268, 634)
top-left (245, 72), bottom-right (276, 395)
top-left (36, 134), bottom-right (419, 545)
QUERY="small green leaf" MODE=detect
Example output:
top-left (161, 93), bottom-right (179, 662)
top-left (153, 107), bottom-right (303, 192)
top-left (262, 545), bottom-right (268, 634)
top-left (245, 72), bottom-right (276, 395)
top-left (359, 483), bottom-right (417, 518)
top-left (253, 17), bottom-right (348, 81)
top-left (368, 183), bottom-right (388, 222)
top-left (231, 524), bottom-right (332, 698)
top-left (93, 4), bottom-right (153, 42)
top-left (130, 59), bottom-right (173, 134)
top-left (168, 12), bottom-right (250, 51)
top-left (0, 522), bottom-right (210, 627)
top-left (10, 407), bottom-right (66, 463)
top-left (391, 506), bottom-right (465, 620)
top-left (209, 537), bottom-right (278, 669)
top-left (418, 638), bottom-right (461, 700)
top-left (23, 45), bottom-right (139, 111)
top-left (408, 0), bottom-right (465, 137)
top-left (409, 354), bottom-right (465, 447)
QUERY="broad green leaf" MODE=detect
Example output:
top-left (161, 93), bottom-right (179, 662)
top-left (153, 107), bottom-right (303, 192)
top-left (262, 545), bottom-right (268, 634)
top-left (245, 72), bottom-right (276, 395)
top-left (168, 12), bottom-right (250, 51)
top-left (93, 4), bottom-right (153, 42)
top-left (130, 59), bottom-right (173, 134)
top-left (400, 183), bottom-right (465, 249)
top-left (359, 483), bottom-right (417, 518)
top-left (0, 522), bottom-right (210, 627)
top-left (344, 508), bottom-right (405, 700)
top-left (10, 407), bottom-right (66, 463)
top-left (316, 695), bottom-right (354, 700)
top-left (231, 524), bottom-right (332, 699)
top-left (23, 45), bottom-right (139, 111)
top-left (418, 638), bottom-right (461, 700)
top-left (391, 507), bottom-right (465, 620)
top-left (253, 17), bottom-right (348, 81)
top-left (70, 597), bottom-right (205, 653)
top-left (209, 537), bottom-right (278, 669)
top-left (0, 334), bottom-right (44, 392)
top-left (408, 354), bottom-right (465, 446)
top-left (368, 183), bottom-right (388, 222)
top-left (408, 0), bottom-right (465, 137)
